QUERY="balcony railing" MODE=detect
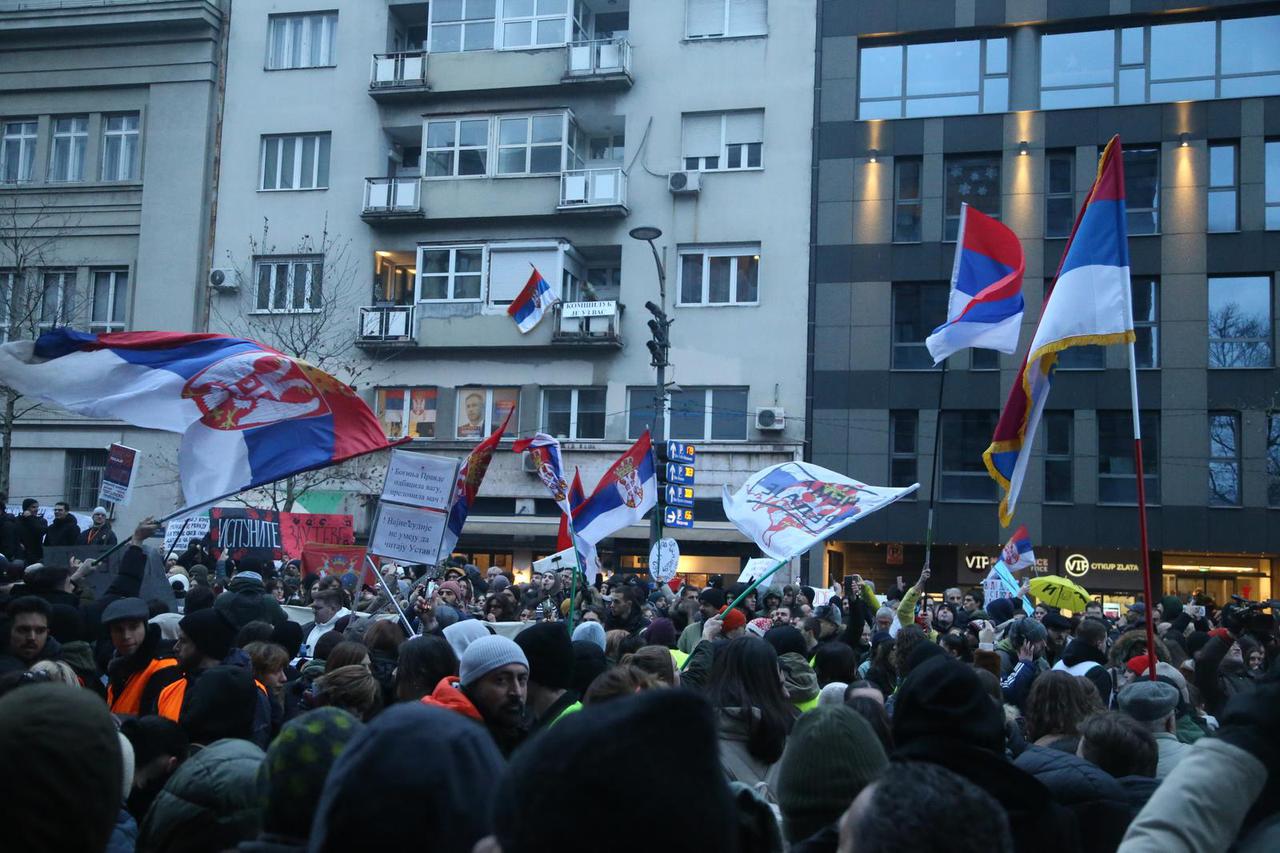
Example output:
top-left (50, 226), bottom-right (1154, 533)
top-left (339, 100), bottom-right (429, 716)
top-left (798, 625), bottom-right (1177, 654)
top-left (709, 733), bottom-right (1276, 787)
top-left (558, 167), bottom-right (627, 211)
top-left (358, 304), bottom-right (415, 343)
top-left (566, 38), bottom-right (631, 78)
top-left (370, 51), bottom-right (427, 88)
top-left (362, 177), bottom-right (422, 217)
top-left (552, 300), bottom-right (622, 344)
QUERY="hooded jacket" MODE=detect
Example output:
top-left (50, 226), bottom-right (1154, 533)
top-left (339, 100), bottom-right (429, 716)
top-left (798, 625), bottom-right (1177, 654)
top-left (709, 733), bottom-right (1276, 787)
top-left (107, 623), bottom-right (179, 715)
top-left (16, 511), bottom-right (47, 561)
top-left (1052, 638), bottom-right (1113, 704)
top-left (1192, 635), bottom-right (1256, 717)
top-left (308, 701), bottom-right (504, 852)
top-left (779, 651), bottom-right (820, 711)
top-left (420, 674), bottom-right (483, 722)
top-left (215, 573), bottom-right (288, 629)
top-left (137, 738), bottom-right (265, 853)
top-left (44, 513), bottom-right (81, 547)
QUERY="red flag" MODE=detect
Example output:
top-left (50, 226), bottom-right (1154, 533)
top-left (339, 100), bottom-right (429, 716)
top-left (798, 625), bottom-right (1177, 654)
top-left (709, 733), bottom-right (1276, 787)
top-left (555, 468), bottom-right (586, 551)
top-left (301, 543), bottom-right (378, 586)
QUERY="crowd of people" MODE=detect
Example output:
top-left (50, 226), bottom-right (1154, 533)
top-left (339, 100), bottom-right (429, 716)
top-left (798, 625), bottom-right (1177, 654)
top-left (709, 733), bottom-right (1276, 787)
top-left (0, 514), bottom-right (1277, 853)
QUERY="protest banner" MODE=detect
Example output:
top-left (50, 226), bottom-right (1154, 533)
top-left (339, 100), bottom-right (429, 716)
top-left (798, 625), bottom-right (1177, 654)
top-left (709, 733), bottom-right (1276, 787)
top-left (280, 512), bottom-right (355, 558)
top-left (208, 507), bottom-right (282, 560)
top-left (44, 544), bottom-right (175, 606)
top-left (368, 501), bottom-right (451, 565)
top-left (367, 449), bottom-right (458, 566)
top-left (99, 443), bottom-right (139, 505)
top-left (381, 449), bottom-right (458, 511)
top-left (301, 542), bottom-right (378, 585)
top-left (164, 515), bottom-right (211, 555)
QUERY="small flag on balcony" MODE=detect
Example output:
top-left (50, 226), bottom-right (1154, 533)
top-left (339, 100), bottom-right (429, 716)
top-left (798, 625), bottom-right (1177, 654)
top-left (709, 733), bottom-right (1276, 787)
top-left (507, 266), bottom-right (558, 333)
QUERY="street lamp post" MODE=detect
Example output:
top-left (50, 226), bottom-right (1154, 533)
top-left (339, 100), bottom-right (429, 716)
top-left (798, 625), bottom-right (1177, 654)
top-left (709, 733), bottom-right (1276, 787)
top-left (630, 226), bottom-right (668, 551)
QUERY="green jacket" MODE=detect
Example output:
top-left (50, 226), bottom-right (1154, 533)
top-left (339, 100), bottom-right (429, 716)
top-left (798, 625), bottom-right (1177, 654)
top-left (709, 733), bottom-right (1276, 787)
top-left (137, 739), bottom-right (264, 853)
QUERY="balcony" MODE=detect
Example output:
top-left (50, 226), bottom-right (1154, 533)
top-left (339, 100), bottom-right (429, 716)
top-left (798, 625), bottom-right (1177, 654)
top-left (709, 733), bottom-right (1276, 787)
top-left (361, 177), bottom-right (423, 223)
top-left (551, 300), bottom-right (623, 345)
top-left (557, 168), bottom-right (627, 216)
top-left (367, 39), bottom-right (633, 102)
top-left (357, 305), bottom-right (415, 348)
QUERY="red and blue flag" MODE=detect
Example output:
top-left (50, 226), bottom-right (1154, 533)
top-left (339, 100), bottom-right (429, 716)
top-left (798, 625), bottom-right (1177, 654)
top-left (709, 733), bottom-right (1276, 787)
top-left (507, 267), bottom-right (558, 333)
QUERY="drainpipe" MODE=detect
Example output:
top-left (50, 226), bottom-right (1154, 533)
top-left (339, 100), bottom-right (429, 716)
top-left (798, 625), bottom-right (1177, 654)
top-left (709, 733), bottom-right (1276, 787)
top-left (199, 0), bottom-right (232, 332)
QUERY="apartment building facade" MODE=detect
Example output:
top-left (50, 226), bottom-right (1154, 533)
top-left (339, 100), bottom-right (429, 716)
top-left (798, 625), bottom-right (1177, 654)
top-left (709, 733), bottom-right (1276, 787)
top-left (210, 0), bottom-right (814, 581)
top-left (809, 0), bottom-right (1280, 604)
top-left (0, 0), bottom-right (225, 521)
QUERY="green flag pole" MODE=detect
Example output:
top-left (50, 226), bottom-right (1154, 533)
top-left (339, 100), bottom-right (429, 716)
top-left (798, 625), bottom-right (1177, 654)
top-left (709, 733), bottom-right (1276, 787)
top-left (679, 556), bottom-right (790, 671)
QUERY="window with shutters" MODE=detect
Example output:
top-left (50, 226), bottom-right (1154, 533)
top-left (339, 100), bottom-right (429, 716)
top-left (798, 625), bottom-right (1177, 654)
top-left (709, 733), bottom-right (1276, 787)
top-left (681, 110), bottom-right (763, 172)
top-left (686, 0), bottom-right (766, 40)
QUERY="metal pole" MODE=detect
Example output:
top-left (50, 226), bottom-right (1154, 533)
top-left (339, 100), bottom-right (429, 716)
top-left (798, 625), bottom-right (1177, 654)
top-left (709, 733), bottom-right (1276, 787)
top-left (923, 359), bottom-right (949, 571)
top-left (647, 238), bottom-right (667, 552)
top-left (365, 554), bottom-right (417, 637)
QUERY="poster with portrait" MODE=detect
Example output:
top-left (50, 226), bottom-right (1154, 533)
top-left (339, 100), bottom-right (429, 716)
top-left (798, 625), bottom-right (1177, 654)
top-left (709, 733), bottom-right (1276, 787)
top-left (456, 389), bottom-right (487, 439)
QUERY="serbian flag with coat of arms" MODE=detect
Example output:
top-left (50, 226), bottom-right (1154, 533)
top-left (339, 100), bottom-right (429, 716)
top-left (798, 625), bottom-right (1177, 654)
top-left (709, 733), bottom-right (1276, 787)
top-left (984, 135), bottom-right (1135, 526)
top-left (507, 267), bottom-right (558, 333)
top-left (572, 432), bottom-right (657, 546)
top-left (0, 330), bottom-right (402, 510)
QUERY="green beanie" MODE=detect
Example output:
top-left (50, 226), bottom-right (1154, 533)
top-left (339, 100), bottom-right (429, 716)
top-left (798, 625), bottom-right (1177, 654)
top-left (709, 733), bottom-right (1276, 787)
top-left (775, 704), bottom-right (888, 843)
top-left (1160, 596), bottom-right (1183, 621)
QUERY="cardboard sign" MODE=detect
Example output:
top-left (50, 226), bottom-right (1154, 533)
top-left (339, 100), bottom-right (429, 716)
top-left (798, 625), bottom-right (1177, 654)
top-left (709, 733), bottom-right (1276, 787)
top-left (99, 443), bottom-right (139, 505)
top-left (280, 513), bottom-right (355, 558)
top-left (164, 515), bottom-right (211, 555)
top-left (44, 544), bottom-right (175, 606)
top-left (381, 450), bottom-right (458, 512)
top-left (209, 507), bottom-right (282, 561)
top-left (368, 502), bottom-right (449, 564)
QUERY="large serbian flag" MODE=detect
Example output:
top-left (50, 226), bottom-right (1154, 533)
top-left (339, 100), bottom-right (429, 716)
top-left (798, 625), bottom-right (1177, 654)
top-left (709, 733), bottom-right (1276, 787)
top-left (573, 431), bottom-right (657, 546)
top-left (984, 135), bottom-right (1135, 525)
top-left (507, 267), bottom-right (558, 333)
top-left (926, 203), bottom-right (1026, 363)
top-left (0, 330), bottom-right (402, 509)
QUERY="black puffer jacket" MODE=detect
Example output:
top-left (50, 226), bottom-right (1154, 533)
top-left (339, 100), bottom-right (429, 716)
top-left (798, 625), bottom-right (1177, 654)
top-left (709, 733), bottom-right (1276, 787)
top-left (137, 739), bottom-right (265, 853)
top-left (1014, 745), bottom-right (1132, 853)
top-left (214, 573), bottom-right (288, 629)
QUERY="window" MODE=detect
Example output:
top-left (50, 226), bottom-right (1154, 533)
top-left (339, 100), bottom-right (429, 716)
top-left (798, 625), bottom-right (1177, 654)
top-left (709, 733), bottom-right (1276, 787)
top-left (457, 387), bottom-right (517, 439)
top-left (254, 256), bottom-right (322, 312)
top-left (1043, 412), bottom-right (1073, 504)
top-left (497, 114), bottom-right (564, 175)
top-left (1208, 142), bottom-right (1237, 232)
top-left (429, 0), bottom-right (496, 52)
top-left (1122, 147), bottom-right (1159, 235)
top-left (1045, 150), bottom-right (1075, 238)
top-left (944, 155), bottom-right (1000, 241)
top-left (892, 282), bottom-right (947, 369)
top-left (889, 411), bottom-right (917, 488)
top-left (424, 118), bottom-right (489, 178)
top-left (39, 271), bottom-right (73, 330)
top-left (0, 270), bottom-right (12, 341)
top-left (542, 388), bottom-right (605, 440)
top-left (417, 245), bottom-right (483, 301)
top-left (101, 114), bottom-right (140, 182)
top-left (1267, 141), bottom-right (1280, 230)
top-left (1208, 413), bottom-right (1241, 507)
top-left (859, 37), bottom-right (1008, 119)
top-left (682, 111), bottom-right (763, 172)
top-left (375, 388), bottom-right (437, 439)
top-left (1098, 410), bottom-right (1159, 504)
top-left (1208, 276), bottom-right (1272, 368)
top-left (686, 0), bottom-right (767, 40)
top-left (48, 116), bottom-right (87, 182)
top-left (90, 269), bottom-right (128, 333)
top-left (499, 0), bottom-right (569, 49)
top-left (1132, 277), bottom-right (1159, 369)
top-left (971, 349), bottom-right (999, 370)
top-left (1268, 414), bottom-right (1280, 507)
top-left (677, 244), bottom-right (759, 306)
top-left (260, 133), bottom-right (330, 190)
top-left (628, 387), bottom-right (748, 441)
top-left (267, 12), bottom-right (337, 69)
top-left (1, 121), bottom-right (37, 183)
top-left (939, 411), bottom-right (998, 501)
top-left (1040, 15), bottom-right (1280, 108)
top-left (64, 449), bottom-right (108, 510)
top-left (1056, 343), bottom-right (1105, 370)
top-left (893, 157), bottom-right (922, 242)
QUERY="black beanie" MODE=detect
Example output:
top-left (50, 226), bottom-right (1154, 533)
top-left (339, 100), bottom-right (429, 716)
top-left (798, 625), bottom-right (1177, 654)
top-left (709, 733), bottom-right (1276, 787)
top-left (698, 588), bottom-right (726, 609)
top-left (179, 607), bottom-right (237, 662)
top-left (493, 690), bottom-right (735, 853)
top-left (515, 622), bottom-right (573, 690)
top-left (764, 625), bottom-right (808, 659)
top-left (985, 597), bottom-right (1016, 623)
top-left (570, 640), bottom-right (607, 696)
top-left (893, 656), bottom-right (1005, 754)
top-left (904, 638), bottom-right (946, 674)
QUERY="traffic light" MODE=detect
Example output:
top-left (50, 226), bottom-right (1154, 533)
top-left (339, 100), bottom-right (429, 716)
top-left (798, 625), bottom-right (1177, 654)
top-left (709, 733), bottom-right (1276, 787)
top-left (644, 300), bottom-right (672, 367)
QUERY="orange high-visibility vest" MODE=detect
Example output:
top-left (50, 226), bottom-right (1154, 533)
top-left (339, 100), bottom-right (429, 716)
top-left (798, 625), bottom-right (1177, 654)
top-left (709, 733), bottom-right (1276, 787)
top-left (107, 657), bottom-right (177, 716)
top-left (156, 674), bottom-right (268, 721)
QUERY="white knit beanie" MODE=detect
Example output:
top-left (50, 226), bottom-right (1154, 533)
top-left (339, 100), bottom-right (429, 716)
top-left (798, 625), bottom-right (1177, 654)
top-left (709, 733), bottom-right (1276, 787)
top-left (459, 635), bottom-right (529, 687)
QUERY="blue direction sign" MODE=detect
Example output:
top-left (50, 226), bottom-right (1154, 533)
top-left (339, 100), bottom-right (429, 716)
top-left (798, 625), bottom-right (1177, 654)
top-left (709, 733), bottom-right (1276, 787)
top-left (664, 506), bottom-right (695, 529)
top-left (667, 441), bottom-right (696, 464)
top-left (666, 463), bottom-right (695, 485)
top-left (666, 484), bottom-right (694, 508)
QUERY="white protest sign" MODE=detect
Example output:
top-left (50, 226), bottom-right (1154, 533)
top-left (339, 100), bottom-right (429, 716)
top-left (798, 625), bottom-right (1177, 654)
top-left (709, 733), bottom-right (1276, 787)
top-left (533, 546), bottom-right (577, 574)
top-left (368, 502), bottom-right (449, 564)
top-left (649, 538), bottom-right (680, 582)
top-left (738, 557), bottom-right (777, 586)
top-left (165, 515), bottom-right (211, 554)
top-left (381, 450), bottom-right (458, 512)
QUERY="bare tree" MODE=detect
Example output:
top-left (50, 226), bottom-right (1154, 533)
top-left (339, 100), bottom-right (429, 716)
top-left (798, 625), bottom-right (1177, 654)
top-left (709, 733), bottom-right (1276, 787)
top-left (0, 195), bottom-right (84, 493)
top-left (1208, 302), bottom-right (1272, 369)
top-left (205, 216), bottom-right (389, 511)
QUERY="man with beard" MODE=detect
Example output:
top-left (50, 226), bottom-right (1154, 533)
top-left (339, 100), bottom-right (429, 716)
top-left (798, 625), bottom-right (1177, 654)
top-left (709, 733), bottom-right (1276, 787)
top-left (422, 634), bottom-right (530, 755)
top-left (605, 583), bottom-right (649, 635)
top-left (0, 595), bottom-right (58, 673)
top-left (102, 597), bottom-right (178, 716)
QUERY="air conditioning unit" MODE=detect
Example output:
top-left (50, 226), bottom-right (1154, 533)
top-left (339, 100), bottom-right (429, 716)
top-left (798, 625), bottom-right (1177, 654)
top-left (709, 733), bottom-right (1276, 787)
top-left (667, 170), bottom-right (701, 194)
top-left (754, 407), bottom-right (786, 431)
top-left (208, 268), bottom-right (240, 292)
top-left (521, 450), bottom-right (540, 473)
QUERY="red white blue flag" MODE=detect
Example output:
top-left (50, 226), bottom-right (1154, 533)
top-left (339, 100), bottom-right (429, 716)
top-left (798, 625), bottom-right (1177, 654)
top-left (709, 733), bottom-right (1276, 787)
top-left (926, 203), bottom-right (1026, 363)
top-left (999, 524), bottom-right (1036, 572)
top-left (507, 267), bottom-right (558, 333)
top-left (984, 135), bottom-right (1135, 525)
top-left (437, 407), bottom-right (512, 561)
top-left (572, 432), bottom-right (657, 545)
top-left (512, 432), bottom-right (572, 515)
top-left (0, 330), bottom-right (401, 510)
top-left (556, 469), bottom-right (586, 552)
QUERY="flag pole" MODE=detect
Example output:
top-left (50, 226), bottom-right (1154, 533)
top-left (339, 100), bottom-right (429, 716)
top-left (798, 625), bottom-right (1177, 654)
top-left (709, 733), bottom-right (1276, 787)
top-left (1127, 341), bottom-right (1158, 681)
top-left (365, 555), bottom-right (417, 637)
top-left (923, 359), bottom-right (949, 570)
top-left (563, 514), bottom-right (587, 634)
top-left (679, 556), bottom-right (789, 671)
